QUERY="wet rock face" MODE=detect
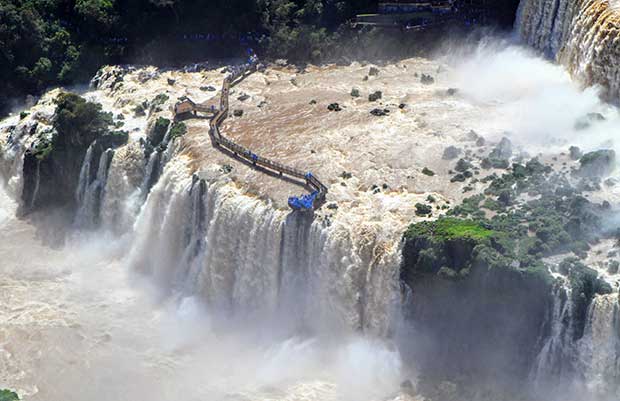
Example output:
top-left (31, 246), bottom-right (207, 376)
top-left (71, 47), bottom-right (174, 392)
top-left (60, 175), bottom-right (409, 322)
top-left (400, 221), bottom-right (552, 383)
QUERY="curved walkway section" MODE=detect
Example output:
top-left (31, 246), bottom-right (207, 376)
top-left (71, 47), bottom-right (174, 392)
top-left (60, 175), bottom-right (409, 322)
top-left (175, 56), bottom-right (327, 211)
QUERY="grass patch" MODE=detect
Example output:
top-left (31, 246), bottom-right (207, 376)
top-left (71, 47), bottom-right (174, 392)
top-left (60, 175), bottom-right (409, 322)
top-left (0, 389), bottom-right (19, 401)
top-left (405, 217), bottom-right (494, 241)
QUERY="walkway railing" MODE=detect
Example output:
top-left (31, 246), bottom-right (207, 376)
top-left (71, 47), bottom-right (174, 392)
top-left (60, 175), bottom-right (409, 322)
top-left (175, 56), bottom-right (327, 211)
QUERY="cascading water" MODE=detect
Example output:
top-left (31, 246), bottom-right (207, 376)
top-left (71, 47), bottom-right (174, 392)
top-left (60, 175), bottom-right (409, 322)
top-left (579, 293), bottom-right (620, 397)
top-left (75, 143), bottom-right (96, 206)
top-left (3, 28), bottom-right (620, 400)
top-left (516, 0), bottom-right (620, 100)
top-left (74, 147), bottom-right (115, 228)
top-left (128, 156), bottom-right (401, 336)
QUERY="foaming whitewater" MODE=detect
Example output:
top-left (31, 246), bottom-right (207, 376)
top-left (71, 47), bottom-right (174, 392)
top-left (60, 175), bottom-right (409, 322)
top-left (446, 39), bottom-right (620, 157)
top-left (0, 184), bottom-right (404, 401)
top-left (517, 0), bottom-right (620, 101)
top-left (128, 156), bottom-right (402, 336)
top-left (4, 30), bottom-right (620, 400)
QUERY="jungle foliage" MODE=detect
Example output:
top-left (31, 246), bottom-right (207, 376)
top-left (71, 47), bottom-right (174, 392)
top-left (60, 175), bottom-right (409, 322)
top-left (0, 0), bottom-right (375, 115)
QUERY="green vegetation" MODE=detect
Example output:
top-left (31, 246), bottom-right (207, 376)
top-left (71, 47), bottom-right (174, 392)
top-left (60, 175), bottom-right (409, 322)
top-left (0, 0), bottom-right (377, 116)
top-left (28, 92), bottom-right (120, 161)
top-left (415, 203), bottom-right (432, 216)
top-left (149, 93), bottom-right (169, 114)
top-left (404, 153), bottom-right (613, 290)
top-left (32, 134), bottom-right (55, 160)
top-left (169, 122), bottom-right (187, 140)
top-left (405, 217), bottom-right (494, 242)
top-left (422, 167), bottom-right (435, 176)
top-left (53, 92), bottom-right (113, 147)
top-left (0, 389), bottom-right (19, 401)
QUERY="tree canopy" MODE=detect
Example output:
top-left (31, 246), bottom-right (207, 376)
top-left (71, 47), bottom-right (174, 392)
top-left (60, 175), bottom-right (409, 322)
top-left (0, 0), bottom-right (376, 115)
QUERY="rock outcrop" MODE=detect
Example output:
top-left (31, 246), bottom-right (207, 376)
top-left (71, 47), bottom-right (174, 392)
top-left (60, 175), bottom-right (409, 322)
top-left (20, 93), bottom-right (127, 215)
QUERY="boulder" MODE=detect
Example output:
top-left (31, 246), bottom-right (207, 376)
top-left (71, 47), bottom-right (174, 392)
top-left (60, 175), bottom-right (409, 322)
top-left (368, 91), bottom-right (382, 102)
top-left (455, 158), bottom-right (473, 172)
top-left (167, 78), bottom-right (176, 85)
top-left (233, 109), bottom-right (244, 117)
top-left (350, 88), bottom-right (360, 97)
top-left (442, 146), bottom-right (461, 160)
top-left (421, 74), bottom-right (435, 84)
top-left (327, 103), bottom-right (342, 112)
top-left (369, 67), bottom-right (380, 76)
top-left (489, 137), bottom-right (513, 160)
top-left (422, 167), bottom-right (435, 176)
top-left (415, 203), bottom-right (433, 216)
top-left (370, 108), bottom-right (389, 117)
top-left (578, 149), bottom-right (616, 177)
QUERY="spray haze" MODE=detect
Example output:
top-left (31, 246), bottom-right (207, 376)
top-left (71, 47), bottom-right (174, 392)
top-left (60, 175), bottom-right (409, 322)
top-left (2, 11), bottom-right (620, 401)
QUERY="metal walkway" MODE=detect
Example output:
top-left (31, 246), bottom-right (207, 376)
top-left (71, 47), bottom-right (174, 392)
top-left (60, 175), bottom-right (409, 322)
top-left (174, 56), bottom-right (327, 211)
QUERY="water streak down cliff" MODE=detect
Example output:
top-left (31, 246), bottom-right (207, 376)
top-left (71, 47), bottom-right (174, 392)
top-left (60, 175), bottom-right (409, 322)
top-left (517, 0), bottom-right (620, 101)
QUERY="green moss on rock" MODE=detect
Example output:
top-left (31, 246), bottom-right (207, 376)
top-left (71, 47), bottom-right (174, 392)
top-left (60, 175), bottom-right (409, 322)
top-left (0, 389), bottom-right (19, 401)
top-left (169, 122), bottom-right (187, 140)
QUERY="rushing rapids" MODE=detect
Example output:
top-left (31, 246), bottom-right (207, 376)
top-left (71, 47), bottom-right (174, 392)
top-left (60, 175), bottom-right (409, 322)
top-left (2, 25), bottom-right (620, 400)
top-left (516, 0), bottom-right (620, 101)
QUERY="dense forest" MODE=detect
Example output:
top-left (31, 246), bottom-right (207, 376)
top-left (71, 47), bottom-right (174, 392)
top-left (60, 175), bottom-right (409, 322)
top-left (0, 0), bottom-right (377, 115)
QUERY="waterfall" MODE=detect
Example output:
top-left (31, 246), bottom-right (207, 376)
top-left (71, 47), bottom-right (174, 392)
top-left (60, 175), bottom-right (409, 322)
top-left (140, 123), bottom-right (178, 198)
top-left (516, 0), bottom-right (620, 100)
top-left (128, 157), bottom-right (401, 336)
top-left (75, 143), bottom-right (96, 206)
top-left (579, 293), bottom-right (620, 397)
top-left (100, 142), bottom-right (146, 234)
top-left (529, 283), bottom-right (577, 390)
top-left (29, 159), bottom-right (40, 210)
top-left (75, 146), bottom-right (114, 228)
top-left (530, 278), bottom-right (620, 398)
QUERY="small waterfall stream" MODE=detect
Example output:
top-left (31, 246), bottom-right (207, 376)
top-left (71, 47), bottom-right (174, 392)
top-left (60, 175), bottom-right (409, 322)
top-left (75, 147), bottom-right (115, 228)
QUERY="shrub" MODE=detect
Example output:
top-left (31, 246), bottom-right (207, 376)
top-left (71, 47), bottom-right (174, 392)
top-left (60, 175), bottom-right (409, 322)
top-left (415, 203), bottom-right (433, 216)
top-left (0, 389), bottom-right (19, 401)
top-left (169, 122), bottom-right (187, 140)
top-left (422, 167), bottom-right (435, 176)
